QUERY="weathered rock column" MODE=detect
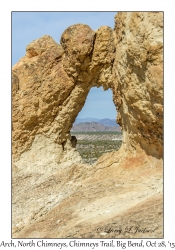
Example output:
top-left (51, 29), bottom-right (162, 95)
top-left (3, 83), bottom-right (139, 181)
top-left (113, 12), bottom-right (163, 159)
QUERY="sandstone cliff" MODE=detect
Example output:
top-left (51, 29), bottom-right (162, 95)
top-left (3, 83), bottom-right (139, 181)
top-left (12, 12), bottom-right (163, 238)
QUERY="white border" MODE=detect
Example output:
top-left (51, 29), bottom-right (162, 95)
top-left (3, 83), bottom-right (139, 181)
top-left (1, 0), bottom-right (175, 247)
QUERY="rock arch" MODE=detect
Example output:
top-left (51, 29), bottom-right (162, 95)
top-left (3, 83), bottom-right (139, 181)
top-left (12, 12), bottom-right (163, 169)
top-left (12, 12), bottom-right (163, 238)
top-left (12, 24), bottom-right (117, 166)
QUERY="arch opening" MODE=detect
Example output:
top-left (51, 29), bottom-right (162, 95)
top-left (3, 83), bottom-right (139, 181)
top-left (70, 87), bottom-right (122, 164)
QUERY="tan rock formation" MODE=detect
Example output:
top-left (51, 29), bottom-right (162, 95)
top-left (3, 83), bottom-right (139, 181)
top-left (12, 12), bottom-right (163, 238)
top-left (113, 12), bottom-right (163, 159)
top-left (12, 25), bottom-right (115, 164)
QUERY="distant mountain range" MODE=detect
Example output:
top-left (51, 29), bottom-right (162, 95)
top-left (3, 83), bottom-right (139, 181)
top-left (71, 121), bottom-right (121, 132)
top-left (74, 118), bottom-right (119, 127)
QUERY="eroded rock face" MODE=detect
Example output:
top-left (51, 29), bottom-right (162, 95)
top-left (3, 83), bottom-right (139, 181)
top-left (12, 12), bottom-right (163, 238)
top-left (113, 12), bottom-right (163, 159)
top-left (12, 25), bottom-right (115, 165)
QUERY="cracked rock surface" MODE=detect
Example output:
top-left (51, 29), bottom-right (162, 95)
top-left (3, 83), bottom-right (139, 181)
top-left (12, 12), bottom-right (163, 238)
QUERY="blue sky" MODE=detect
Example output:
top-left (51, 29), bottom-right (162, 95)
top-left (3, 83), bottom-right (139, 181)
top-left (78, 87), bottom-right (116, 119)
top-left (12, 11), bottom-right (117, 119)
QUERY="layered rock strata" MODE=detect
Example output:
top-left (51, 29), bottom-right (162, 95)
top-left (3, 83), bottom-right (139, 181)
top-left (12, 12), bottom-right (163, 238)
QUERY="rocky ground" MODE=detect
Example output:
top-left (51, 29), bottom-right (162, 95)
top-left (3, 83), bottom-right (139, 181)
top-left (12, 149), bottom-right (163, 238)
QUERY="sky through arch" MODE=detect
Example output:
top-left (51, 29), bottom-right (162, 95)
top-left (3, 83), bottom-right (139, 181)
top-left (77, 87), bottom-right (117, 120)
